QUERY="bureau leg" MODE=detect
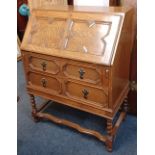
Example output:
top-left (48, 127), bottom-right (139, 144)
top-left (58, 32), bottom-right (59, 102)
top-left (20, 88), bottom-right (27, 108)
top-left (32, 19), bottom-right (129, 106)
top-left (105, 119), bottom-right (114, 152)
top-left (29, 94), bottom-right (39, 122)
top-left (123, 97), bottom-right (128, 112)
top-left (122, 97), bottom-right (128, 121)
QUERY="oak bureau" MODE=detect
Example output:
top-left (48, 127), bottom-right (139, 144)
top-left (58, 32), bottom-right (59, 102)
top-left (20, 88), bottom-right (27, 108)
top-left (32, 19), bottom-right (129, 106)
top-left (21, 5), bottom-right (134, 152)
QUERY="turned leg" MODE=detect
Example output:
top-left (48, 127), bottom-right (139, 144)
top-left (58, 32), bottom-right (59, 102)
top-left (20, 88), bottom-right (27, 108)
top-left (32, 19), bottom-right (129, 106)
top-left (123, 97), bottom-right (128, 112)
top-left (105, 119), bottom-right (113, 152)
top-left (29, 94), bottom-right (39, 122)
top-left (122, 97), bottom-right (128, 121)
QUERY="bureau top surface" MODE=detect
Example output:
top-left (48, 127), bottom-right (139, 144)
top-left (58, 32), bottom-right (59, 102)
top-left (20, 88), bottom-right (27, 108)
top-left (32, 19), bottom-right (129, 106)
top-left (21, 5), bottom-right (132, 66)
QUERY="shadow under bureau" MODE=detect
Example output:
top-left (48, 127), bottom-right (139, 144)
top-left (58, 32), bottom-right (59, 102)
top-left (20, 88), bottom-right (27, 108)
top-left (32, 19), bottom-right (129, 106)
top-left (21, 5), bottom-right (134, 152)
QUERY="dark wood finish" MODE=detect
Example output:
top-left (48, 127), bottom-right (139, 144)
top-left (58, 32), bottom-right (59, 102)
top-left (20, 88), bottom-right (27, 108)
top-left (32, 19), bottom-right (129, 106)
top-left (130, 37), bottom-right (137, 82)
top-left (121, 0), bottom-right (137, 115)
top-left (37, 111), bottom-right (107, 142)
top-left (106, 119), bottom-right (113, 151)
top-left (123, 97), bottom-right (128, 112)
top-left (21, 6), bottom-right (134, 152)
top-left (17, 0), bottom-right (28, 41)
top-left (128, 36), bottom-right (137, 115)
top-left (67, 0), bottom-right (73, 5)
top-left (28, 98), bottom-right (126, 152)
top-left (110, 0), bottom-right (120, 6)
top-left (29, 94), bottom-right (39, 122)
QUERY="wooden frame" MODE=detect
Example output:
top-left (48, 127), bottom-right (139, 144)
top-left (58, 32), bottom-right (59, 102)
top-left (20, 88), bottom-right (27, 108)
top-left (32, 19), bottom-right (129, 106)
top-left (21, 6), bottom-right (134, 151)
top-left (29, 95), bottom-right (128, 152)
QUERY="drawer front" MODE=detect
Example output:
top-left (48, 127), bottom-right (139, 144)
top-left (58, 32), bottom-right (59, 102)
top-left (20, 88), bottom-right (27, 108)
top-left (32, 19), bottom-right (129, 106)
top-left (62, 62), bottom-right (105, 85)
top-left (29, 56), bottom-right (60, 75)
top-left (28, 72), bottom-right (62, 94)
top-left (64, 81), bottom-right (108, 108)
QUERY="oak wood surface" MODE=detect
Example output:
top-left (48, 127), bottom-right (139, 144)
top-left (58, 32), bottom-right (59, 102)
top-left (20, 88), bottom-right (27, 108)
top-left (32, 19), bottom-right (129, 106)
top-left (122, 0), bottom-right (137, 115)
top-left (29, 100), bottom-right (126, 152)
top-left (21, 6), bottom-right (132, 66)
top-left (21, 6), bottom-right (133, 151)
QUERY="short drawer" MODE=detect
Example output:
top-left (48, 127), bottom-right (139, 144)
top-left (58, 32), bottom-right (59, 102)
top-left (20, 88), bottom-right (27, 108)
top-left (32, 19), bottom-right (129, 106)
top-left (28, 55), bottom-right (60, 75)
top-left (64, 81), bottom-right (108, 108)
top-left (28, 72), bottom-right (62, 94)
top-left (62, 61), bottom-right (108, 86)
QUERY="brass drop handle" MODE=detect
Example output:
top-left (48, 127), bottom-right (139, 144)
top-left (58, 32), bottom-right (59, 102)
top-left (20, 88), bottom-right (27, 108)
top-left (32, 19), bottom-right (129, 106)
top-left (82, 89), bottom-right (89, 99)
top-left (41, 78), bottom-right (47, 88)
top-left (79, 68), bottom-right (85, 79)
top-left (41, 62), bottom-right (47, 71)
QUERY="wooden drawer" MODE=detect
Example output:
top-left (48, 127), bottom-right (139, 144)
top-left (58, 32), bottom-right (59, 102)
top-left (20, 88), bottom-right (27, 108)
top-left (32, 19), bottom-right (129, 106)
top-left (62, 61), bottom-right (109, 86)
top-left (24, 53), bottom-right (109, 87)
top-left (64, 81), bottom-right (108, 108)
top-left (28, 72), bottom-right (62, 94)
top-left (29, 55), bottom-right (60, 75)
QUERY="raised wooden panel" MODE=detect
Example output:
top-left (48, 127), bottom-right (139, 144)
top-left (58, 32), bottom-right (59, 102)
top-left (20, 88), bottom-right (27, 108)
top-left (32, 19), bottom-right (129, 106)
top-left (62, 62), bottom-right (102, 85)
top-left (21, 7), bottom-right (124, 65)
top-left (64, 19), bottom-right (111, 56)
top-left (27, 16), bottom-right (67, 49)
top-left (65, 12), bottom-right (122, 65)
top-left (28, 72), bottom-right (62, 94)
top-left (64, 81), bottom-right (108, 108)
top-left (29, 55), bottom-right (60, 74)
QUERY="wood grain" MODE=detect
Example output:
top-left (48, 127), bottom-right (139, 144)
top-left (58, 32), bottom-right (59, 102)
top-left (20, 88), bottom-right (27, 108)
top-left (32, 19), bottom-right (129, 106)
top-left (36, 112), bottom-right (107, 142)
top-left (21, 6), bottom-right (126, 66)
top-left (21, 6), bottom-right (134, 151)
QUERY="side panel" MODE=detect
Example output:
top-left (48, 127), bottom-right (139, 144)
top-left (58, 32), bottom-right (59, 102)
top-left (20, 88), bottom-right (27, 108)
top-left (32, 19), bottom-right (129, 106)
top-left (111, 9), bottom-right (134, 115)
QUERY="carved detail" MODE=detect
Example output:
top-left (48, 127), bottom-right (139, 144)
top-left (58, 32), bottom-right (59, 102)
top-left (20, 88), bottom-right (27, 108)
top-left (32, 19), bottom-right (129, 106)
top-left (106, 119), bottom-right (113, 152)
top-left (28, 17), bottom-right (66, 49)
top-left (36, 112), bottom-right (107, 142)
top-left (29, 94), bottom-right (39, 122)
top-left (123, 98), bottom-right (128, 112)
top-left (62, 63), bottom-right (101, 84)
top-left (29, 56), bottom-right (60, 75)
top-left (64, 81), bottom-right (108, 108)
top-left (105, 136), bottom-right (113, 152)
top-left (28, 97), bottom-right (127, 152)
top-left (107, 119), bottom-right (113, 136)
top-left (105, 109), bottom-right (127, 152)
